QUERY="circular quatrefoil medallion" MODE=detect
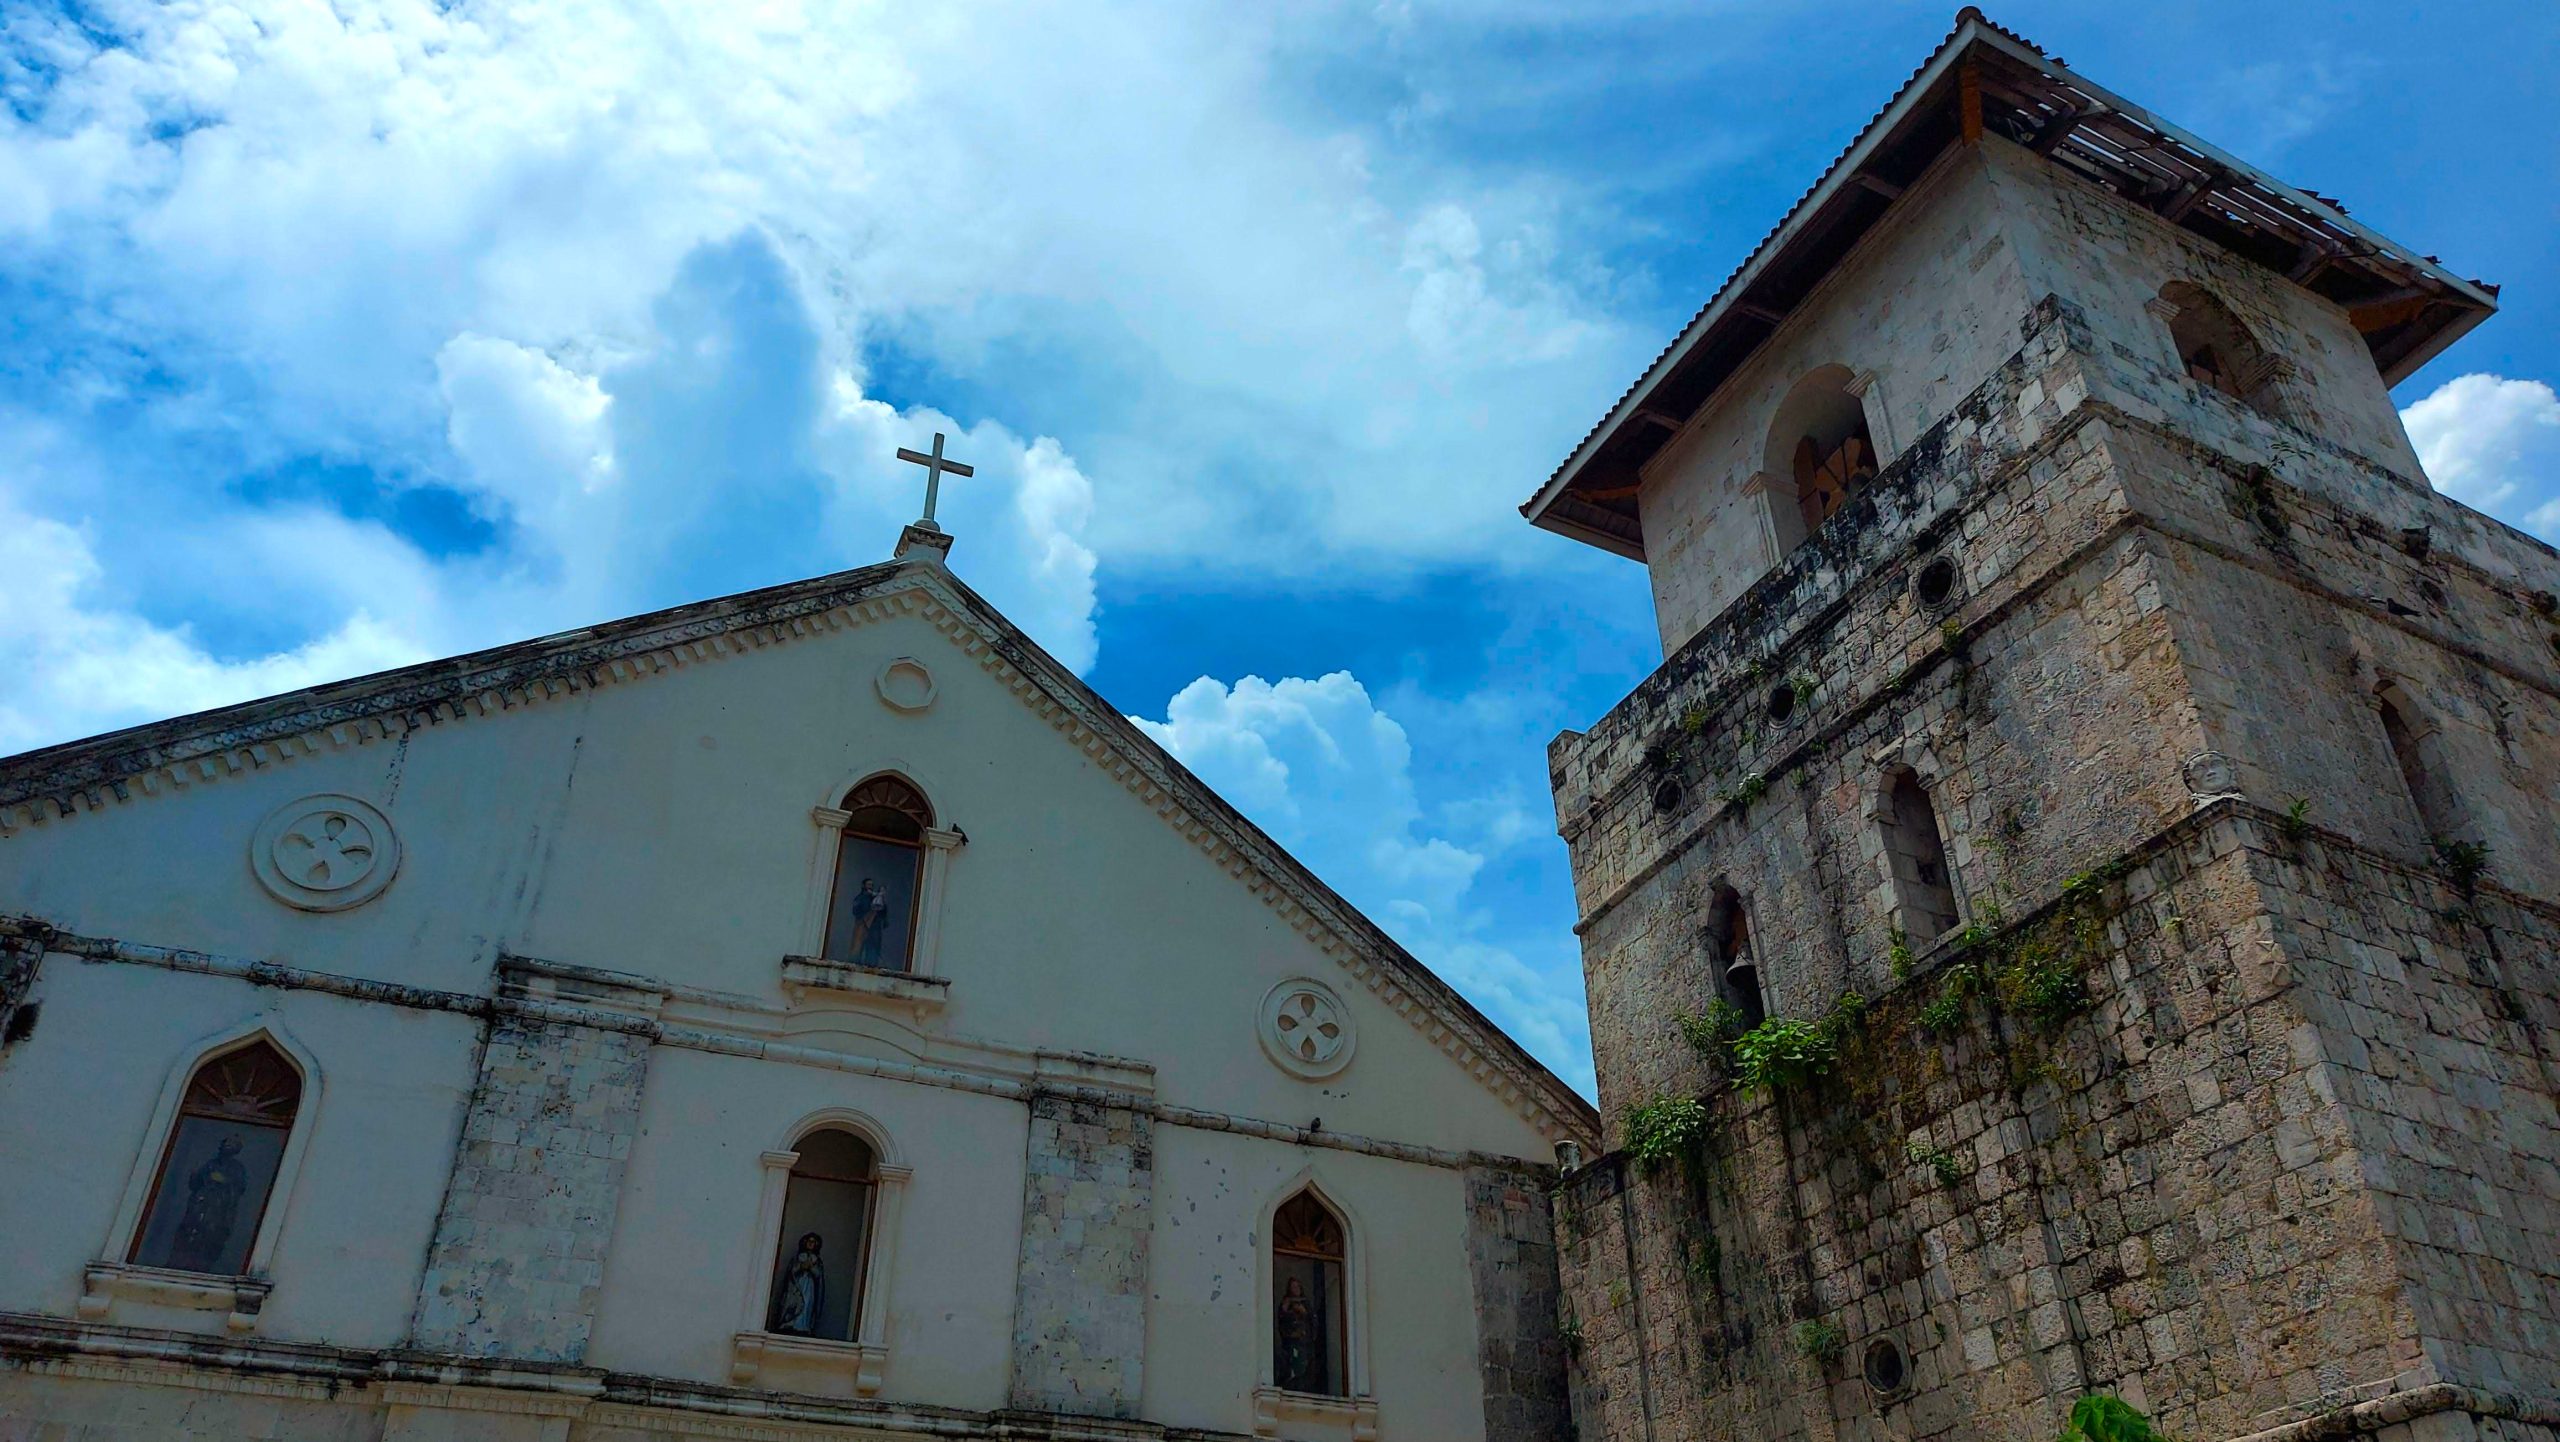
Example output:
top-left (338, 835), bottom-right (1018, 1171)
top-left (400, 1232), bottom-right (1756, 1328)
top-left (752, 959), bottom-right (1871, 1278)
top-left (1258, 978), bottom-right (1356, 1080)
top-left (251, 794), bottom-right (402, 912)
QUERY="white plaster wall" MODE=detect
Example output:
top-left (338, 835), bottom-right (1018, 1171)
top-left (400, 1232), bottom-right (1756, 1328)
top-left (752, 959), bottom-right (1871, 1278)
top-left (1144, 1125), bottom-right (1485, 1439)
top-left (0, 605), bottom-right (1555, 1162)
top-left (0, 959), bottom-right (473, 1346)
top-left (0, 576), bottom-right (1564, 1428)
top-left (1636, 143), bottom-right (2037, 652)
top-left (584, 1045), bottom-right (1026, 1409)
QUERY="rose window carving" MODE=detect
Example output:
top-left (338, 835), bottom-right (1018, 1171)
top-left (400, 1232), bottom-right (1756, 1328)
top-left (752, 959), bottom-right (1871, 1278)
top-left (251, 794), bottom-right (402, 912)
top-left (1258, 978), bottom-right (1356, 1080)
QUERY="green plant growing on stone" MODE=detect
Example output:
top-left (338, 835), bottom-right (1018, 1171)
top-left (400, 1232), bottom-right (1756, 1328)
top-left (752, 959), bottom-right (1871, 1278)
top-left (1906, 1136), bottom-right (1965, 1188)
top-left (1939, 617), bottom-right (1966, 651)
top-left (1676, 1000), bottom-right (1747, 1071)
top-left (1731, 992), bottom-right (1865, 1094)
top-left (2429, 837), bottom-right (2491, 895)
top-left (1557, 1310), bottom-right (1584, 1356)
top-left (1720, 773), bottom-right (1769, 811)
top-left (1887, 927), bottom-right (1915, 981)
top-left (1622, 1096), bottom-right (1714, 1176)
top-left (2057, 1395), bottom-right (2164, 1442)
top-left (1997, 939), bottom-right (2092, 1029)
top-left (1607, 1279), bottom-right (1631, 1310)
top-left (1790, 674), bottom-right (1818, 709)
top-left (2280, 796), bottom-right (2312, 843)
top-left (1790, 1319), bottom-right (1846, 1363)
top-left (1680, 704), bottom-right (1711, 735)
top-left (1918, 960), bottom-right (1982, 1034)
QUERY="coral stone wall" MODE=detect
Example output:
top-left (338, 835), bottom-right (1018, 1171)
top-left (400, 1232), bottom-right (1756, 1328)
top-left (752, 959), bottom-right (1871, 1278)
top-left (1561, 808), bottom-right (2559, 1442)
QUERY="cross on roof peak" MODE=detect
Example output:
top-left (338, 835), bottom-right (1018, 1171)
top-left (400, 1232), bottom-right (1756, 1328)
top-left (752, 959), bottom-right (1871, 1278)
top-left (894, 432), bottom-right (973, 534)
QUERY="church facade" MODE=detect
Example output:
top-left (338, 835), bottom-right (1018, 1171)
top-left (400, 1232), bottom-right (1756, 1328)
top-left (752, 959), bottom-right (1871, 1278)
top-left (1529, 13), bottom-right (2555, 1442)
top-left (0, 522), bottom-right (1593, 1441)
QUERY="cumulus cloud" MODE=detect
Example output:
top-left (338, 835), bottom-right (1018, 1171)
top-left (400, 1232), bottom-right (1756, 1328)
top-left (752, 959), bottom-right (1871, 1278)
top-left (2403, 373), bottom-right (2560, 538)
top-left (1137, 672), bottom-right (1593, 1092)
top-left (0, 489), bottom-right (427, 754)
top-left (0, 0), bottom-right (1640, 751)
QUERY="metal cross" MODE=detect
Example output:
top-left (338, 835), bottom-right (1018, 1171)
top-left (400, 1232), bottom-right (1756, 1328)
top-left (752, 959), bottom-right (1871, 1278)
top-left (894, 432), bottom-right (974, 530)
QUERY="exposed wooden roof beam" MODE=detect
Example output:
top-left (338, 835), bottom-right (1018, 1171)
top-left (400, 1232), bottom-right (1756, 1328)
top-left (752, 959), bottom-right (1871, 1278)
top-left (1735, 302), bottom-right (1786, 325)
top-left (1851, 172), bottom-right (1904, 200)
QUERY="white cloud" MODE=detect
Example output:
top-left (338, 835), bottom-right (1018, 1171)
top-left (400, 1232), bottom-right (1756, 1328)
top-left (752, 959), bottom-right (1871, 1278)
top-left (0, 0), bottom-right (1644, 750)
top-left (0, 488), bottom-right (428, 755)
top-left (2404, 373), bottom-right (2560, 537)
top-left (1136, 672), bottom-right (1593, 1092)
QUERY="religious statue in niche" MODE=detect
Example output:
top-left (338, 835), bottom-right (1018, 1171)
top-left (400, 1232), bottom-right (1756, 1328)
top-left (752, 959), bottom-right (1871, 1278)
top-left (823, 777), bottom-right (932, 974)
top-left (168, 1137), bottom-right (252, 1273)
top-left (770, 1232), bottom-right (827, 1336)
top-left (1270, 1190), bottom-right (1348, 1396)
top-left (841, 879), bottom-right (890, 968)
top-left (1275, 1276), bottom-right (1319, 1391)
top-left (131, 1040), bottom-right (300, 1278)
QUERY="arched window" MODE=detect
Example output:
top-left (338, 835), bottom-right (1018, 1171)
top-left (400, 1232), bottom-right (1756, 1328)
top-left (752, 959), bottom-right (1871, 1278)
top-left (1880, 768), bottom-right (1960, 945)
top-left (2158, 282), bottom-right (2279, 412)
top-left (765, 1129), bottom-right (879, 1342)
top-left (129, 1040), bottom-right (302, 1276)
top-left (822, 776), bottom-right (932, 972)
top-left (1767, 365), bottom-right (1879, 544)
top-left (1271, 1190), bottom-right (1349, 1397)
top-left (1705, 884), bottom-right (1767, 1027)
top-left (2376, 681), bottom-right (2462, 843)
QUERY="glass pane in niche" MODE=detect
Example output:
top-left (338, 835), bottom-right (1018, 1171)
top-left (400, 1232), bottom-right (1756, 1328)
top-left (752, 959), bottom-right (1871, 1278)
top-left (769, 1174), bottom-right (873, 1342)
top-left (1273, 1251), bottom-right (1346, 1396)
top-left (131, 1115), bottom-right (288, 1276)
top-left (823, 833), bottom-right (920, 971)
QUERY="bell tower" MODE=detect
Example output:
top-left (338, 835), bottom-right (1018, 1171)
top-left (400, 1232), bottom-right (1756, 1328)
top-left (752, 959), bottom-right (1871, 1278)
top-left (1532, 13), bottom-right (2555, 1442)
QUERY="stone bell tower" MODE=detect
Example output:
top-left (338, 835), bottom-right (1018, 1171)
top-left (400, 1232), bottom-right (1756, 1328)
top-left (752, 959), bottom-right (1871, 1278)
top-left (1526, 13), bottom-right (2557, 1442)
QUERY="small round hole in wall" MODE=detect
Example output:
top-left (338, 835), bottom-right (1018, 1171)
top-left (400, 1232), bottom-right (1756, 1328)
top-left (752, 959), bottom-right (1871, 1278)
top-left (1915, 556), bottom-right (1959, 609)
top-left (1765, 683), bottom-right (1797, 725)
top-left (1653, 777), bottom-right (1684, 813)
top-left (1862, 1337), bottom-right (1908, 1395)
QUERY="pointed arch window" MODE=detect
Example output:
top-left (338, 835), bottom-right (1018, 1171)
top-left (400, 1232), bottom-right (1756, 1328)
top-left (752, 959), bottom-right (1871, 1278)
top-left (1880, 768), bottom-right (1961, 945)
top-left (1271, 1191), bottom-right (1349, 1398)
top-left (129, 1040), bottom-right (302, 1277)
top-left (1705, 884), bottom-right (1767, 1027)
top-left (822, 776), bottom-right (932, 972)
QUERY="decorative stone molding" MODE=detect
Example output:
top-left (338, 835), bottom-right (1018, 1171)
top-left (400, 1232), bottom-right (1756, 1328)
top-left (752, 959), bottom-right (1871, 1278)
top-left (1252, 1386), bottom-right (1381, 1439)
top-left (2181, 749), bottom-right (2244, 805)
top-left (873, 657), bottom-right (937, 713)
top-left (779, 956), bottom-right (949, 1019)
top-left (1258, 977), bottom-right (1356, 1080)
top-left (728, 1331), bottom-right (887, 1397)
top-left (0, 563), bottom-right (1598, 1147)
top-left (77, 1262), bottom-right (271, 1334)
top-left (250, 793), bottom-right (401, 912)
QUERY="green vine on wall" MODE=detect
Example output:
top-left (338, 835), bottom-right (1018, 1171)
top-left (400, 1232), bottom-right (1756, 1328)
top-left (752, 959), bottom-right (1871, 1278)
top-left (2057, 1395), bottom-right (2164, 1442)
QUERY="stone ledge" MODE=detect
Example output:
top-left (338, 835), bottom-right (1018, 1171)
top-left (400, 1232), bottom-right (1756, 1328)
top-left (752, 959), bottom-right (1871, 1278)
top-left (780, 956), bottom-right (951, 1019)
top-left (730, 1329), bottom-right (887, 1397)
top-left (77, 1262), bottom-right (271, 1334)
top-left (2228, 1385), bottom-right (2560, 1442)
top-left (1251, 1386), bottom-right (1380, 1439)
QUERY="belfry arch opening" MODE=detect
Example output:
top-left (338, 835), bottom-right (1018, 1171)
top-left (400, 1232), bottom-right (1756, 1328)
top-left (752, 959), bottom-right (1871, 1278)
top-left (1765, 364), bottom-right (1879, 547)
top-left (1703, 884), bottom-right (1766, 1027)
top-left (2158, 281), bottom-right (2279, 412)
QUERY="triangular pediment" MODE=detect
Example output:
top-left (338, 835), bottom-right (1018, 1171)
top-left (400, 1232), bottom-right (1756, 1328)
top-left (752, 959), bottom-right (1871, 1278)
top-left (0, 560), bottom-right (1598, 1145)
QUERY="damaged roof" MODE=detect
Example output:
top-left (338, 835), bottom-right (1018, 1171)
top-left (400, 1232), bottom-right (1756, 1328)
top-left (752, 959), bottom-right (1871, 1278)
top-left (1523, 7), bottom-right (2501, 561)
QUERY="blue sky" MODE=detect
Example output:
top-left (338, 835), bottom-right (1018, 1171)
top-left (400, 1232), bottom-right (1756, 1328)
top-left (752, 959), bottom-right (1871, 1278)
top-left (4, 1), bottom-right (2555, 1097)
